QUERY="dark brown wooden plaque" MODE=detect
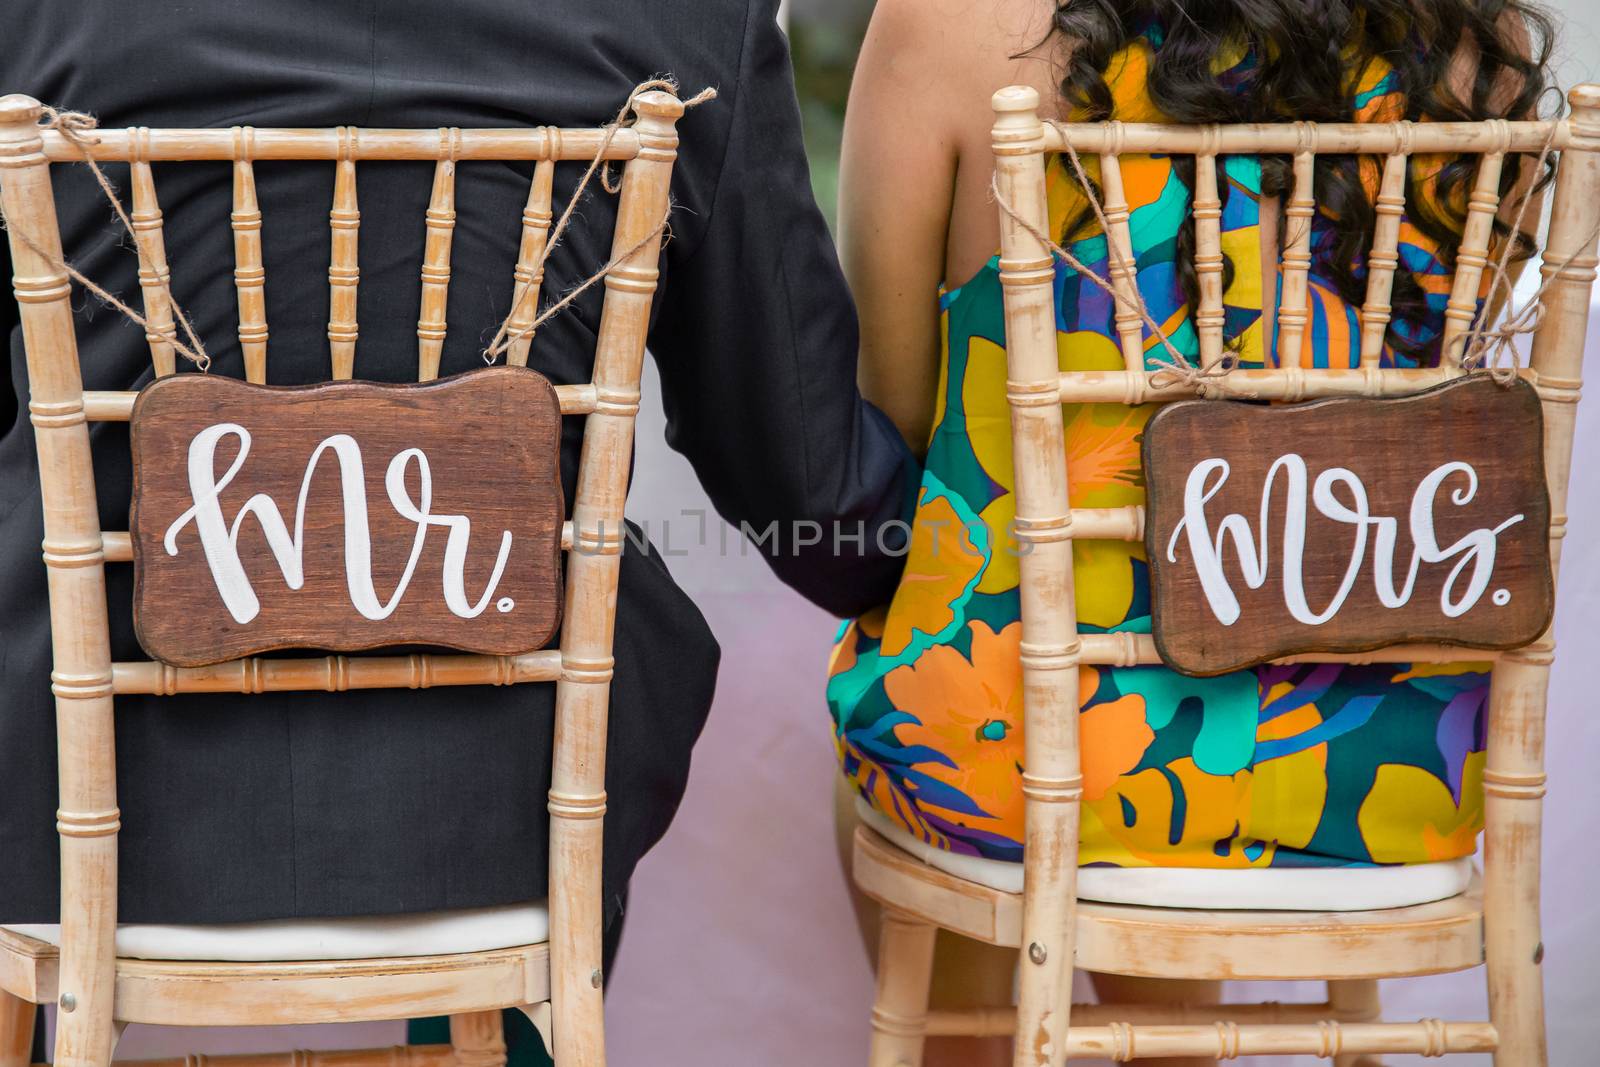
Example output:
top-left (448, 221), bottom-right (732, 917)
top-left (131, 366), bottom-right (565, 667)
top-left (1142, 376), bottom-right (1553, 676)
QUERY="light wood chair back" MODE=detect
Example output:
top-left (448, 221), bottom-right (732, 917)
top-left (0, 88), bottom-right (688, 1067)
top-left (857, 83), bottom-right (1600, 1067)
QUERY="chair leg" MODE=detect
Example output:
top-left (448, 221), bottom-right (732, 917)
top-left (1486, 902), bottom-right (1548, 1067)
top-left (1, 993), bottom-right (35, 1067)
top-left (1483, 650), bottom-right (1550, 1067)
top-left (1327, 980), bottom-right (1382, 1067)
top-left (53, 975), bottom-right (114, 1067)
top-left (869, 910), bottom-right (937, 1067)
top-left (449, 1012), bottom-right (508, 1067)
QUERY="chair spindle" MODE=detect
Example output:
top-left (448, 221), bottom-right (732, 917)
top-left (228, 127), bottom-right (268, 383)
top-left (1358, 131), bottom-right (1411, 367)
top-left (1192, 140), bottom-right (1226, 369)
top-left (416, 127), bottom-right (461, 382)
top-left (1098, 133), bottom-right (1147, 374)
top-left (327, 126), bottom-right (360, 380)
top-left (506, 157), bottom-right (556, 368)
top-left (1441, 137), bottom-right (1509, 364)
top-left (231, 127), bottom-right (268, 383)
top-left (128, 128), bottom-right (179, 378)
top-left (1275, 129), bottom-right (1318, 366)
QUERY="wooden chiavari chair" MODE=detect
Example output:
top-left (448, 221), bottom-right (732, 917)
top-left (853, 84), bottom-right (1600, 1066)
top-left (0, 88), bottom-right (688, 1067)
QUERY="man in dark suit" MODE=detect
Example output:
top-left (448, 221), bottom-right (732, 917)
top-left (0, 0), bottom-right (913, 981)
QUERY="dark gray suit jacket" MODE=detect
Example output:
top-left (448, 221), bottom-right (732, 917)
top-left (0, 0), bottom-right (915, 923)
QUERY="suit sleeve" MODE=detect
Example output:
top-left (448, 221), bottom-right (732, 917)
top-left (647, 1), bottom-right (919, 618)
top-left (2, 235), bottom-right (16, 437)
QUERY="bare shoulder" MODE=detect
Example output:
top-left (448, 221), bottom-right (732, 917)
top-left (862, 0), bottom-right (1064, 120)
top-left (848, 0), bottom-right (1066, 287)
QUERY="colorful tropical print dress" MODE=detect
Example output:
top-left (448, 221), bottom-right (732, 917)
top-left (827, 30), bottom-right (1490, 872)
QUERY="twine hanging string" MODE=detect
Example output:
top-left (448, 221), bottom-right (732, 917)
top-left (1000, 118), bottom-right (1600, 395)
top-left (1461, 115), bottom-right (1600, 382)
top-left (481, 80), bottom-right (717, 364)
top-left (0, 106), bottom-right (212, 370)
top-left (0, 88), bottom-right (719, 376)
top-left (1057, 141), bottom-right (1240, 391)
top-left (990, 134), bottom-right (1237, 397)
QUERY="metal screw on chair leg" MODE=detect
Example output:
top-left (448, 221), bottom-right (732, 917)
top-left (1533, 942), bottom-right (1545, 964)
top-left (590, 968), bottom-right (602, 988)
top-left (59, 993), bottom-right (76, 1012)
top-left (1028, 942), bottom-right (1047, 965)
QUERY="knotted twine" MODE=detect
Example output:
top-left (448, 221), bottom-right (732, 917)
top-left (991, 118), bottom-right (1600, 394)
top-left (1460, 116), bottom-right (1600, 384)
top-left (990, 137), bottom-right (1235, 395)
top-left (480, 79), bottom-right (717, 363)
top-left (0, 82), bottom-right (718, 376)
top-left (0, 106), bottom-right (213, 370)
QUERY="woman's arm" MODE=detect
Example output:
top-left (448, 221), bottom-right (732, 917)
top-left (838, 0), bottom-right (960, 456)
top-left (841, 0), bottom-right (1061, 455)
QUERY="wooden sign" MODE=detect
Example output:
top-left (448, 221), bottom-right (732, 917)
top-left (130, 367), bottom-right (566, 667)
top-left (1142, 376), bottom-right (1553, 676)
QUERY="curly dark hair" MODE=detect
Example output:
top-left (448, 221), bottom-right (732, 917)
top-left (1047, 0), bottom-right (1558, 360)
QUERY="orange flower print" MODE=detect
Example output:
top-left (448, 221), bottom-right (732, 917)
top-left (828, 607), bottom-right (887, 680)
top-left (1077, 667), bottom-right (1155, 802)
top-left (878, 490), bottom-right (986, 658)
top-left (886, 620), bottom-right (1024, 828)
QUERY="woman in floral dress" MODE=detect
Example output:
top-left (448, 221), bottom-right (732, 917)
top-left (832, 1), bottom-right (1553, 1063)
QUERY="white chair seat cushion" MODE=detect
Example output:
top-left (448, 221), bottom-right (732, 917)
top-left (857, 797), bottom-right (1473, 911)
top-left (3, 900), bottom-right (547, 962)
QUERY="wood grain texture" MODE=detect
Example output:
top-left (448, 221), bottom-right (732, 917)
top-left (448, 1011), bottom-right (507, 1067)
top-left (416, 133), bottom-right (460, 382)
top-left (1481, 82), bottom-right (1600, 1067)
top-left (0, 936), bottom-right (550, 1027)
top-left (0, 990), bottom-right (33, 1067)
top-left (505, 159), bottom-right (555, 369)
top-left (853, 826), bottom-right (1488, 981)
top-left (544, 89), bottom-right (683, 1067)
top-left (1275, 139), bottom-right (1318, 364)
top-left (1357, 142), bottom-right (1411, 366)
top-left (866, 912), bottom-right (936, 1067)
top-left (129, 366), bottom-right (564, 667)
top-left (40, 127), bottom-right (644, 162)
top-left (0, 92), bottom-right (120, 1067)
top-left (327, 127), bottom-right (360, 379)
top-left (230, 129), bottom-right (268, 383)
top-left (992, 86), bottom-right (1082, 1067)
top-left (1040, 118), bottom-right (1566, 156)
top-left (114, 1046), bottom-right (456, 1067)
top-left (0, 928), bottom-right (57, 1005)
top-left (926, 998), bottom-right (1393, 1037)
top-left (1143, 376), bottom-right (1553, 675)
top-left (1191, 143), bottom-right (1226, 369)
top-left (127, 132), bottom-right (179, 379)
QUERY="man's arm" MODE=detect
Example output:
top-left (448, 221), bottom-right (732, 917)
top-left (2, 235), bottom-right (16, 436)
top-left (648, 1), bottom-right (918, 618)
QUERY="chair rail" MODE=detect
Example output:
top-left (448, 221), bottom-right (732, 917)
top-left (41, 127), bottom-right (641, 162)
